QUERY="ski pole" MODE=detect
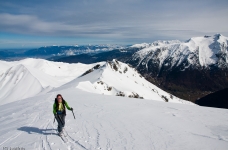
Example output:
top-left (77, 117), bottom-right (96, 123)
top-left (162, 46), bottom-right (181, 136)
top-left (53, 117), bottom-right (55, 124)
top-left (71, 109), bottom-right (75, 119)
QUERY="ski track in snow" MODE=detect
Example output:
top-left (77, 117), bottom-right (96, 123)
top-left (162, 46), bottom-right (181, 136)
top-left (0, 93), bottom-right (56, 149)
top-left (0, 89), bottom-right (228, 149)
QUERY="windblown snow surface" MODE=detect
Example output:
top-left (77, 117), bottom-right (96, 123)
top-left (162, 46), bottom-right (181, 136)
top-left (0, 58), bottom-right (228, 149)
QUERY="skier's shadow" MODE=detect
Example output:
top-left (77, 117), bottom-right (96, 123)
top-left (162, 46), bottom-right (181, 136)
top-left (18, 126), bottom-right (57, 135)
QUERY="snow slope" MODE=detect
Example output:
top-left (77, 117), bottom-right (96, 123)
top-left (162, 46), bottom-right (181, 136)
top-left (0, 64), bottom-right (46, 104)
top-left (131, 34), bottom-right (228, 70)
top-left (55, 59), bottom-right (192, 104)
top-left (0, 88), bottom-right (227, 150)
top-left (0, 58), bottom-right (102, 105)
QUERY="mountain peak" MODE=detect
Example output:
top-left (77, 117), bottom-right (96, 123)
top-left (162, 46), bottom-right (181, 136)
top-left (131, 34), bottom-right (228, 70)
top-left (214, 33), bottom-right (222, 37)
top-left (0, 64), bottom-right (44, 104)
top-left (57, 59), bottom-right (193, 104)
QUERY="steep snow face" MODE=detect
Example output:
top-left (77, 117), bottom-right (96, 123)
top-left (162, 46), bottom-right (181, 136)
top-left (0, 64), bottom-right (45, 105)
top-left (55, 59), bottom-right (193, 104)
top-left (0, 58), bottom-right (103, 105)
top-left (131, 34), bottom-right (228, 71)
top-left (0, 60), bottom-right (14, 74)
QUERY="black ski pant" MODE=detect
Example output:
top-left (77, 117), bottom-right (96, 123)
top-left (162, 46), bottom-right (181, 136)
top-left (56, 114), bottom-right (65, 133)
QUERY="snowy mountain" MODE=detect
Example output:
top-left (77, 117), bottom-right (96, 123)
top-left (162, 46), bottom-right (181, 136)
top-left (127, 34), bottom-right (228, 102)
top-left (0, 58), bottom-right (193, 105)
top-left (0, 58), bottom-right (101, 105)
top-left (56, 59), bottom-right (192, 104)
top-left (130, 34), bottom-right (228, 72)
top-left (49, 34), bottom-right (228, 104)
top-left (0, 64), bottom-right (50, 104)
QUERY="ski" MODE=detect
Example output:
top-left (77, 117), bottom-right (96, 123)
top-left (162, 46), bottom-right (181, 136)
top-left (63, 128), bottom-right (75, 142)
top-left (63, 128), bottom-right (88, 149)
top-left (62, 129), bottom-right (68, 137)
top-left (59, 134), bottom-right (68, 143)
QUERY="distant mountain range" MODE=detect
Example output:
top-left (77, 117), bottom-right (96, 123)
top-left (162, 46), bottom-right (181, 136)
top-left (129, 34), bottom-right (228, 70)
top-left (52, 48), bottom-right (139, 63)
top-left (53, 34), bottom-right (228, 106)
top-left (126, 34), bottom-right (228, 102)
top-left (1, 34), bottom-right (228, 108)
top-left (0, 45), bottom-right (126, 60)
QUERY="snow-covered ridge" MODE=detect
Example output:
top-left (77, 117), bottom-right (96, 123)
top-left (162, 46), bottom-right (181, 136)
top-left (131, 34), bottom-right (228, 70)
top-left (0, 64), bottom-right (45, 104)
top-left (131, 40), bottom-right (181, 48)
top-left (0, 58), bottom-right (101, 105)
top-left (55, 59), bottom-right (193, 104)
top-left (0, 58), bottom-right (193, 105)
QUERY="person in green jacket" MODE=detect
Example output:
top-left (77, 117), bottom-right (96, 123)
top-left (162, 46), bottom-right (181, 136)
top-left (53, 94), bottom-right (73, 136)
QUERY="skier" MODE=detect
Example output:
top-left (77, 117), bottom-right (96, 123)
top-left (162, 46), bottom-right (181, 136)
top-left (53, 94), bottom-right (73, 136)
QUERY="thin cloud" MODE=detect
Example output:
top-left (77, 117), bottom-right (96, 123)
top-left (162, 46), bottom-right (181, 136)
top-left (0, 0), bottom-right (228, 48)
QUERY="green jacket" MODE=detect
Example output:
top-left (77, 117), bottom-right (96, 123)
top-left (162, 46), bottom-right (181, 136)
top-left (53, 100), bottom-right (71, 114)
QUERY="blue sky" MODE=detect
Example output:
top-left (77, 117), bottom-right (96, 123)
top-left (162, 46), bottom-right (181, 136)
top-left (0, 0), bottom-right (228, 49)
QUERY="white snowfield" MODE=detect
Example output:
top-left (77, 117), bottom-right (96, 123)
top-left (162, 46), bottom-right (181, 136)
top-left (131, 34), bottom-right (228, 69)
top-left (0, 58), bottom-right (191, 105)
top-left (0, 88), bottom-right (228, 150)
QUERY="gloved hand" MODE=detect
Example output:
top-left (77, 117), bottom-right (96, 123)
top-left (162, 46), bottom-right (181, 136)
top-left (71, 107), bottom-right (73, 111)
